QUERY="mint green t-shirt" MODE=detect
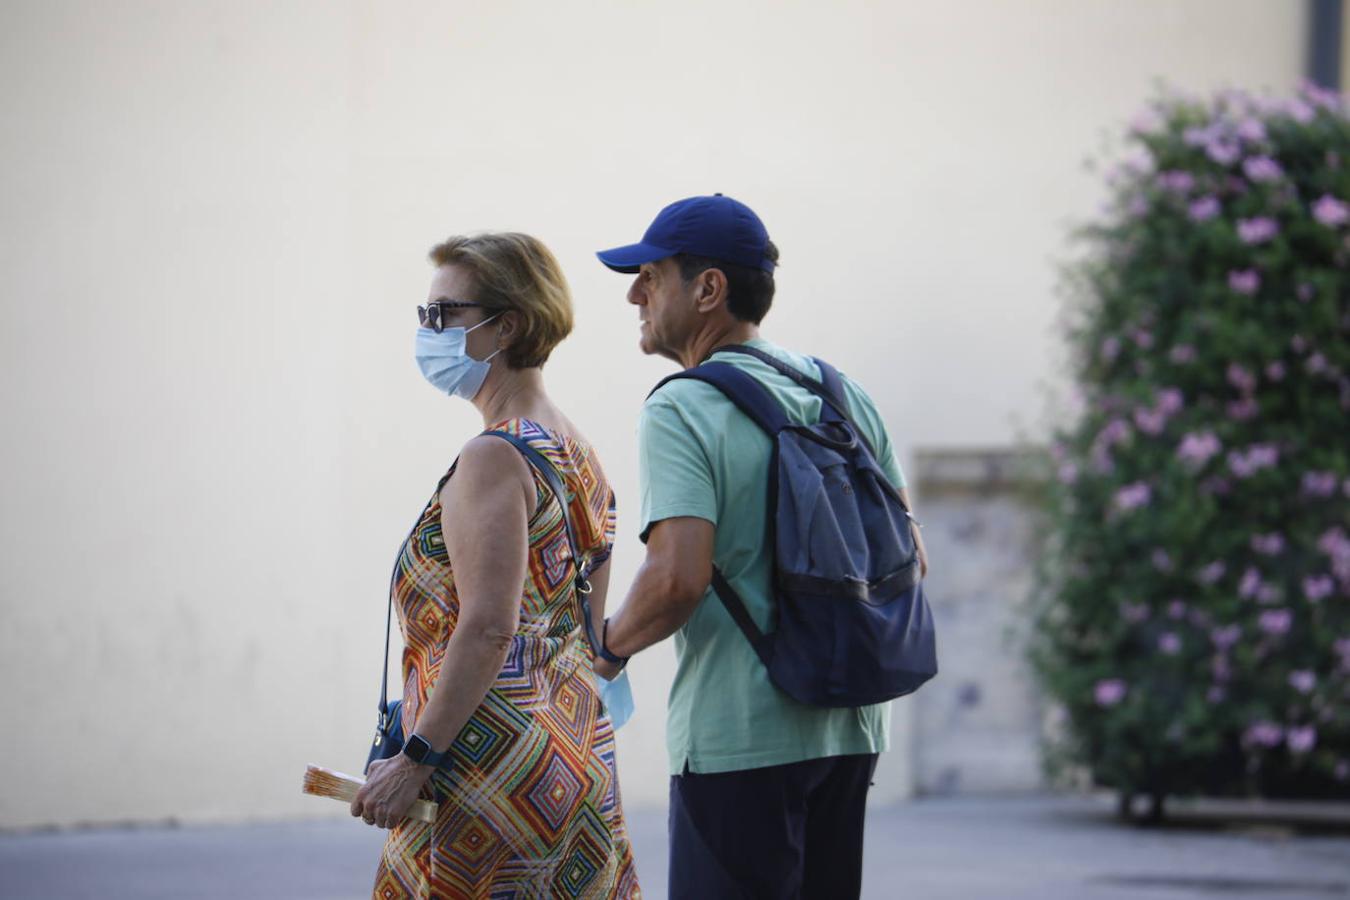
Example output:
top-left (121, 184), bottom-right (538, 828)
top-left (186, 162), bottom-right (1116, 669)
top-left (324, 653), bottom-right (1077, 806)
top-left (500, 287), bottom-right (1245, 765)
top-left (638, 338), bottom-right (907, 775)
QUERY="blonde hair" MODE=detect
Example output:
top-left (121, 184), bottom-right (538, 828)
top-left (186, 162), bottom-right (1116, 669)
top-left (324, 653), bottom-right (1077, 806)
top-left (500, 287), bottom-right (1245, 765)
top-left (428, 233), bottom-right (574, 368)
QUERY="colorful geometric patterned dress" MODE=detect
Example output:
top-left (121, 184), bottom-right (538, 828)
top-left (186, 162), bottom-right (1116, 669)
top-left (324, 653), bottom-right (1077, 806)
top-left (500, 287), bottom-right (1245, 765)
top-left (373, 418), bottom-right (641, 899)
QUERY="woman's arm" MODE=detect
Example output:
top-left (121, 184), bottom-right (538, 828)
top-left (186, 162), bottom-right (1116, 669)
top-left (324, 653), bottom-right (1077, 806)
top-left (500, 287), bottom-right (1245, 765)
top-left (351, 436), bottom-right (534, 829)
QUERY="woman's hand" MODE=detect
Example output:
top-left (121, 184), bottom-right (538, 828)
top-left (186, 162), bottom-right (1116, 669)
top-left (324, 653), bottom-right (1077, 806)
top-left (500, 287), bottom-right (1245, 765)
top-left (350, 755), bottom-right (433, 829)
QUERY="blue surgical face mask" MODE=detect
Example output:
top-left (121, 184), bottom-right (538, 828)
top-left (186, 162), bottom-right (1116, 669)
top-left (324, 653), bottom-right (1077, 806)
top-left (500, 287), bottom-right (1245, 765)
top-left (414, 314), bottom-right (502, 400)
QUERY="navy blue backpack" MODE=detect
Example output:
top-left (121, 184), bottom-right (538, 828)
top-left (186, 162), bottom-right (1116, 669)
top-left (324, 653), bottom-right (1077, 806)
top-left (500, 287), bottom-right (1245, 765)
top-left (653, 345), bottom-right (938, 707)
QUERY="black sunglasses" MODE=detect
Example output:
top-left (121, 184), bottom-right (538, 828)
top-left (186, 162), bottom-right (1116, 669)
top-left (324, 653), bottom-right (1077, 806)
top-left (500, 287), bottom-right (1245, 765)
top-left (417, 300), bottom-right (491, 333)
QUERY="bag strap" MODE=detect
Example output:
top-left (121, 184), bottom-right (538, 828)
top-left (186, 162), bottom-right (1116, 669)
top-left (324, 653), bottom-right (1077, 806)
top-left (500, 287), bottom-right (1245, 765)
top-left (651, 362), bottom-right (791, 436)
top-left (711, 345), bottom-right (883, 459)
top-left (642, 346), bottom-right (889, 663)
top-left (375, 429), bottom-right (603, 731)
top-left (647, 364), bottom-right (794, 664)
top-left (711, 345), bottom-right (849, 420)
top-left (481, 430), bottom-right (603, 658)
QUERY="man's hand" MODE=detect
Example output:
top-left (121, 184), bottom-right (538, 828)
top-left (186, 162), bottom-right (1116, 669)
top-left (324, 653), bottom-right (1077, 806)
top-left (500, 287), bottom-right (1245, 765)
top-left (593, 657), bottom-right (623, 682)
top-left (912, 520), bottom-right (929, 579)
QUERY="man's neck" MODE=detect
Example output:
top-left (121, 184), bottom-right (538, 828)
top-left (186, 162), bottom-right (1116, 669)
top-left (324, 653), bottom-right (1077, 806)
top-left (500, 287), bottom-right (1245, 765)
top-left (678, 322), bottom-right (760, 369)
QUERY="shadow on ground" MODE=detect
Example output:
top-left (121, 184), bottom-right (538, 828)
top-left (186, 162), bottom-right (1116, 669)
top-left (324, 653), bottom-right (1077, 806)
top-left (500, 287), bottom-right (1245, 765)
top-left (2, 795), bottom-right (1348, 899)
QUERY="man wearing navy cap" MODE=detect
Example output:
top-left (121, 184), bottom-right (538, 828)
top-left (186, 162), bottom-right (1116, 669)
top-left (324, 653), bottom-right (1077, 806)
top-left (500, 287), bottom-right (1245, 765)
top-left (593, 195), bottom-right (927, 898)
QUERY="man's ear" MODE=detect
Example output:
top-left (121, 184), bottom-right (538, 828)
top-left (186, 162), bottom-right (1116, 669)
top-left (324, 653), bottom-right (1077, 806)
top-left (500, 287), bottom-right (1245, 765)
top-left (694, 267), bottom-right (728, 312)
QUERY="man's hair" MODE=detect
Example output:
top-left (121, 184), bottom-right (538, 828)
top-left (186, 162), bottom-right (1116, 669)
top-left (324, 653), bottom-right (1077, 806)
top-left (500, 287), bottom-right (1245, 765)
top-left (428, 233), bottom-right (573, 368)
top-left (673, 240), bottom-right (779, 324)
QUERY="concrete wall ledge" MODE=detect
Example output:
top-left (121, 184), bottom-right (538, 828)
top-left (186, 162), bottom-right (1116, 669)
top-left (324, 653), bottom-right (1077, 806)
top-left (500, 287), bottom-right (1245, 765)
top-left (913, 447), bottom-right (1043, 496)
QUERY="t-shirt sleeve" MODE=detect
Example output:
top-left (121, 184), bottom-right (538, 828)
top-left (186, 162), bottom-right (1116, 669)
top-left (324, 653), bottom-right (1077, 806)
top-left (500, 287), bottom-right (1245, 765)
top-left (840, 374), bottom-right (907, 490)
top-left (637, 390), bottom-right (718, 542)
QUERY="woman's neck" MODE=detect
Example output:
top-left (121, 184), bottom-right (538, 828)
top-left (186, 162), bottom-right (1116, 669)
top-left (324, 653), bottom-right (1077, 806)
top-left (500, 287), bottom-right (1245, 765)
top-left (472, 366), bottom-right (548, 426)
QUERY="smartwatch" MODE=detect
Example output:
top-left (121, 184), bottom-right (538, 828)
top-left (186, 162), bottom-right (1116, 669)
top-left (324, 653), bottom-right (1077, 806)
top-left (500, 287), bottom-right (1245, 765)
top-left (401, 733), bottom-right (450, 768)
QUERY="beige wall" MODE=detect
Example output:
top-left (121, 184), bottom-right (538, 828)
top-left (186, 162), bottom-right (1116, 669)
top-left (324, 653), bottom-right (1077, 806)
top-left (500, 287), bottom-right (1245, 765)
top-left (0, 1), bottom-right (1304, 828)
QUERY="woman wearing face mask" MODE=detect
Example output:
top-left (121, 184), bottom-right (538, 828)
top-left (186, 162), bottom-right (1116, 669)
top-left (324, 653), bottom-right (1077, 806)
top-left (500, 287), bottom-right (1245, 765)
top-left (351, 233), bottom-right (640, 899)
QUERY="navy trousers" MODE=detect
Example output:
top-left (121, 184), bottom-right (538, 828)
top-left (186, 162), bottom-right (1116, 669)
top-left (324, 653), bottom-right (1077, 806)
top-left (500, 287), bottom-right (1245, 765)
top-left (667, 753), bottom-right (879, 900)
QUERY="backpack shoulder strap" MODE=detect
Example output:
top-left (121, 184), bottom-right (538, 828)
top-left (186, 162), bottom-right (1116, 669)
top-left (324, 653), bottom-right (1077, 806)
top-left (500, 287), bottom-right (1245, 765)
top-left (650, 361), bottom-right (791, 436)
top-left (712, 344), bottom-right (850, 424)
top-left (713, 345), bottom-right (882, 459)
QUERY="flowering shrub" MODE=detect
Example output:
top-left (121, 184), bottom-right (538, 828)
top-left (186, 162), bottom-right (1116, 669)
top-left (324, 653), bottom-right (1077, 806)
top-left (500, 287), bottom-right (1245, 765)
top-left (1034, 85), bottom-right (1350, 803)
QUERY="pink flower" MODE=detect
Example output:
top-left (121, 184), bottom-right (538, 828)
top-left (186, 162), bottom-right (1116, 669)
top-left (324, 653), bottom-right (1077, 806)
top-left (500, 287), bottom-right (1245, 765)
top-left (1133, 407), bottom-right (1167, 435)
top-left (1158, 632), bottom-right (1182, 655)
top-left (1242, 155), bottom-right (1283, 182)
top-left (1265, 361), bottom-right (1286, 381)
top-left (1236, 118), bottom-right (1268, 142)
top-left (1313, 194), bottom-right (1349, 227)
top-left (1302, 80), bottom-right (1342, 110)
top-left (1285, 97), bottom-right (1316, 123)
top-left (1226, 363), bottom-right (1257, 393)
top-left (1296, 282), bottom-right (1315, 302)
top-left (1256, 584), bottom-right (1281, 605)
top-left (1167, 599), bottom-right (1187, 619)
top-left (1210, 624), bottom-right (1241, 649)
top-left (1114, 481), bottom-right (1152, 512)
top-left (1183, 124), bottom-right (1215, 147)
top-left (1151, 550), bottom-right (1174, 572)
top-left (1336, 637), bottom-right (1350, 659)
top-left (1228, 444), bottom-right (1279, 478)
top-left (1303, 575), bottom-right (1335, 601)
top-left (1239, 567), bottom-right (1263, 599)
top-left (1197, 560), bottom-right (1227, 585)
top-left (1097, 418), bottom-right (1131, 447)
top-left (1094, 679), bottom-right (1128, 707)
top-left (1243, 721), bottom-right (1283, 747)
top-left (1130, 109), bottom-right (1164, 135)
top-left (1206, 685), bottom-right (1227, 704)
top-left (1292, 334), bottom-right (1308, 353)
top-left (1169, 344), bottom-right (1197, 364)
top-left (1237, 217), bottom-right (1279, 244)
top-left (1056, 462), bottom-right (1079, 485)
top-left (1100, 336), bottom-right (1120, 362)
top-left (1157, 170), bottom-right (1195, 194)
top-left (1303, 471), bottom-right (1339, 497)
top-left (1289, 670), bottom-right (1316, 693)
top-left (1188, 195), bottom-right (1221, 222)
top-left (1336, 761), bottom-right (1350, 781)
top-left (1228, 269), bottom-right (1260, 294)
top-left (1177, 431), bottom-right (1222, 467)
top-left (1131, 329), bottom-right (1154, 349)
top-left (1258, 609), bottom-right (1292, 635)
top-left (1287, 726), bottom-right (1317, 754)
top-left (1251, 533), bottom-right (1285, 555)
top-left (1206, 139), bottom-right (1240, 166)
top-left (1308, 352), bottom-right (1329, 374)
top-left (1226, 397), bottom-right (1259, 421)
top-left (1156, 388), bottom-right (1184, 415)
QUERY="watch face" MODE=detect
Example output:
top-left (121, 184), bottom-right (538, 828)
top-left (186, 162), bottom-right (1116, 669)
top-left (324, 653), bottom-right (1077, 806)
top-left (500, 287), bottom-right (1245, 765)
top-left (405, 734), bottom-right (431, 763)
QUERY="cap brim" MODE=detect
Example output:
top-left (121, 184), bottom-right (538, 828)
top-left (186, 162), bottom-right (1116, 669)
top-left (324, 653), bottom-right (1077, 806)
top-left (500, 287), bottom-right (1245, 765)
top-left (595, 242), bottom-right (674, 273)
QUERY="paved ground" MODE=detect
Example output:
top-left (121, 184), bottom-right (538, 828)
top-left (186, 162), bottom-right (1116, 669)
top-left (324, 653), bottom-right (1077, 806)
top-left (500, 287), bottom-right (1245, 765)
top-left (2, 795), bottom-right (1348, 899)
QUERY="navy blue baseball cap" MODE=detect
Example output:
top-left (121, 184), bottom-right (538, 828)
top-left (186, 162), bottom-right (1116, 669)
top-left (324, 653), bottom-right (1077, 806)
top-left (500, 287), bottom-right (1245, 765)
top-left (596, 193), bottom-right (775, 274)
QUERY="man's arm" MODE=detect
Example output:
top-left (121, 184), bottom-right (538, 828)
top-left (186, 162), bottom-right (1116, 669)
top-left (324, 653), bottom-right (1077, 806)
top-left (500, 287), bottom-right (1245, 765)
top-left (595, 516), bottom-right (713, 676)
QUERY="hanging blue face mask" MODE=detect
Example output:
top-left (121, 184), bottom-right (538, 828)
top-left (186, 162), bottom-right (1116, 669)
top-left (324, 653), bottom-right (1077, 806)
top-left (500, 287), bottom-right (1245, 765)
top-left (414, 315), bottom-right (502, 400)
top-left (594, 668), bottom-right (635, 730)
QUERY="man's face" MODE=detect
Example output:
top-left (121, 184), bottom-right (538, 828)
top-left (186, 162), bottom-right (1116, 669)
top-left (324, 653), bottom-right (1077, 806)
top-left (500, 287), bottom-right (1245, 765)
top-left (626, 258), bottom-right (696, 361)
